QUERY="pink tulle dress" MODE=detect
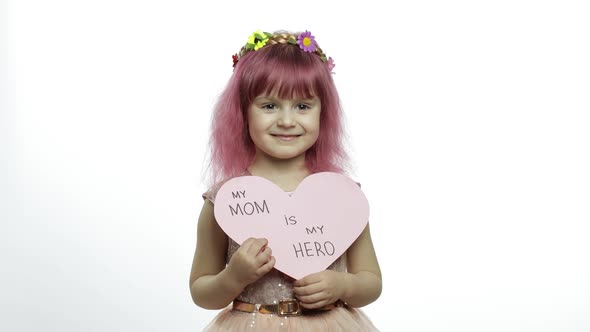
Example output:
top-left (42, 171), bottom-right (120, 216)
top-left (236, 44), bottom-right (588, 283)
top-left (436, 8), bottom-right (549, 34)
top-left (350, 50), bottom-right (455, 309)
top-left (201, 184), bottom-right (379, 332)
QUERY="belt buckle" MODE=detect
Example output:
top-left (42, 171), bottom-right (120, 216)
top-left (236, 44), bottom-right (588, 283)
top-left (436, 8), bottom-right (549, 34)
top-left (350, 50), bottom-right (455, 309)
top-left (278, 299), bottom-right (302, 316)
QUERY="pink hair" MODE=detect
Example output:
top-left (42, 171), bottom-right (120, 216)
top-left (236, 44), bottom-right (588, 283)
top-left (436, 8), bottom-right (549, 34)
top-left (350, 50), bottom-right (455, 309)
top-left (207, 42), bottom-right (349, 185)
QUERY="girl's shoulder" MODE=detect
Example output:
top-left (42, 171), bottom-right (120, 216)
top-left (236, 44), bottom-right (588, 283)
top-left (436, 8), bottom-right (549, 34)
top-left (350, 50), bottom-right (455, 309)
top-left (202, 173), bottom-right (249, 203)
top-left (202, 179), bottom-right (229, 204)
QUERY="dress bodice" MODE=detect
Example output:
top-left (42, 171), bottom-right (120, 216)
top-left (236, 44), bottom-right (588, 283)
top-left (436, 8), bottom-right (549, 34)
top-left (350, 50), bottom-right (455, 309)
top-left (227, 238), bottom-right (346, 303)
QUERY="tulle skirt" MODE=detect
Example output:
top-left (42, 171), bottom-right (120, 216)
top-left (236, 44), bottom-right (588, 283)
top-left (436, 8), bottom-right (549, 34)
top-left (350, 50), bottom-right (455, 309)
top-left (203, 306), bottom-right (379, 331)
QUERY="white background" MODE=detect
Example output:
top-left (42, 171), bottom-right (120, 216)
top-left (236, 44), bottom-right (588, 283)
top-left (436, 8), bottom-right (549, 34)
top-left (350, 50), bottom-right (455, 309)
top-left (2, 0), bottom-right (589, 331)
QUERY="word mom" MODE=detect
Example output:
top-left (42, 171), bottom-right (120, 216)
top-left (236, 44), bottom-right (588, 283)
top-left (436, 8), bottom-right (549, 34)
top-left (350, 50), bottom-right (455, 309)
top-left (228, 190), bottom-right (270, 216)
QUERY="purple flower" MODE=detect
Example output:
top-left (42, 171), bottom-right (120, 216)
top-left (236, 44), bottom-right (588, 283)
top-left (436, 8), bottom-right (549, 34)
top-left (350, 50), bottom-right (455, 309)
top-left (327, 57), bottom-right (335, 71)
top-left (296, 31), bottom-right (317, 53)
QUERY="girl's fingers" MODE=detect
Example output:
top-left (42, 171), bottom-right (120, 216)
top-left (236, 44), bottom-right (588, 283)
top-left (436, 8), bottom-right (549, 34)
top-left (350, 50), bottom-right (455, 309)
top-left (295, 293), bottom-right (316, 304)
top-left (293, 282), bottom-right (322, 296)
top-left (259, 246), bottom-right (272, 260)
top-left (294, 272), bottom-right (322, 287)
top-left (297, 291), bottom-right (328, 306)
top-left (299, 298), bottom-right (330, 309)
top-left (246, 238), bottom-right (268, 256)
top-left (258, 256), bottom-right (275, 275)
top-left (240, 237), bottom-right (256, 252)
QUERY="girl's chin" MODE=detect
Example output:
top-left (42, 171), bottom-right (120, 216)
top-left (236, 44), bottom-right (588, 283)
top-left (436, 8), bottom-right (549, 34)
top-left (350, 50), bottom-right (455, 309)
top-left (256, 149), bottom-right (307, 161)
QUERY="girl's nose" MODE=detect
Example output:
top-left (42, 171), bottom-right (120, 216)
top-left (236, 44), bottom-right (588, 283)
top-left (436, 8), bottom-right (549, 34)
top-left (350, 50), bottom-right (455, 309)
top-left (277, 110), bottom-right (295, 127)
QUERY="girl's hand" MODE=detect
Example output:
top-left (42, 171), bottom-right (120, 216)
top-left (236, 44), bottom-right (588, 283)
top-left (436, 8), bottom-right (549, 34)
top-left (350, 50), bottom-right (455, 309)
top-left (225, 238), bottom-right (275, 288)
top-left (293, 270), bottom-right (349, 309)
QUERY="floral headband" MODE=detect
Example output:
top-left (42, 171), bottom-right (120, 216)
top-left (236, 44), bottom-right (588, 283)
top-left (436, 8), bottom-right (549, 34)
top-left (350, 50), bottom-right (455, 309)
top-left (232, 30), bottom-right (335, 72)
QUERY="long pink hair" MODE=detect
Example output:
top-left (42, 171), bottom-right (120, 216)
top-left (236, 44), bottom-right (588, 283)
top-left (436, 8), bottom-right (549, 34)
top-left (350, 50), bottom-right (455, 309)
top-left (207, 41), bottom-right (349, 186)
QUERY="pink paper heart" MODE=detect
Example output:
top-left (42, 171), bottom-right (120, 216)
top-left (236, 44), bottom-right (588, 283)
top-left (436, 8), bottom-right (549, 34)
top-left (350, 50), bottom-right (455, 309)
top-left (214, 172), bottom-right (369, 280)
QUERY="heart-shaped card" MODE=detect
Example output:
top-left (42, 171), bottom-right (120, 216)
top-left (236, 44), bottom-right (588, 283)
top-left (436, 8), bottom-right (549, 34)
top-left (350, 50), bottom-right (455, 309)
top-left (214, 172), bottom-right (369, 280)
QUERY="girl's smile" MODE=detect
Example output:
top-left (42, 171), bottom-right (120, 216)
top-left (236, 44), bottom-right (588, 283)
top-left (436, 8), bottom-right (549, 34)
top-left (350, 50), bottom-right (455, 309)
top-left (272, 134), bottom-right (300, 141)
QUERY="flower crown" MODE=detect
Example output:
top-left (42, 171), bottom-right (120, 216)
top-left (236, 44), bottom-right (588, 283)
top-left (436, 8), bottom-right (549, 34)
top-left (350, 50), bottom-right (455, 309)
top-left (232, 30), bottom-right (335, 72)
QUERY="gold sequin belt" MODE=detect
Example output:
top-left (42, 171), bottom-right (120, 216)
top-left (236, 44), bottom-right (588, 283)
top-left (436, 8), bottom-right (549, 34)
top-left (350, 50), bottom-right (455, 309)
top-left (232, 299), bottom-right (344, 317)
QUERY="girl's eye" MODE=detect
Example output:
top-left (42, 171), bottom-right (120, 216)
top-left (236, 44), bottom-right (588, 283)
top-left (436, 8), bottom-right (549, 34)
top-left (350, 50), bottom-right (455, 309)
top-left (261, 104), bottom-right (276, 111)
top-left (297, 104), bottom-right (311, 111)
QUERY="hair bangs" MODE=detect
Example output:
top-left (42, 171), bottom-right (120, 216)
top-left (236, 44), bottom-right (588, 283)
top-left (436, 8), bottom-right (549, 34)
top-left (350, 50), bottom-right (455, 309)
top-left (238, 44), bottom-right (329, 109)
top-left (263, 60), bottom-right (321, 100)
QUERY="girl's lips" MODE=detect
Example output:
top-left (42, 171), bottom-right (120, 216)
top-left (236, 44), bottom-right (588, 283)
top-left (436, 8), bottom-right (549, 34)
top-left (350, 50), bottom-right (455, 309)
top-left (272, 134), bottom-right (300, 141)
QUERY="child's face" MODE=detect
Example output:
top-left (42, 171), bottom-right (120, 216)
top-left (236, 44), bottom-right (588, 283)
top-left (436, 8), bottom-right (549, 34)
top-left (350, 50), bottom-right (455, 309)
top-left (248, 95), bottom-right (321, 161)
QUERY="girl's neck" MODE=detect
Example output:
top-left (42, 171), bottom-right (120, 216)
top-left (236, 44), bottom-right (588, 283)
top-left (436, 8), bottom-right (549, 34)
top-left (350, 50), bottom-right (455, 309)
top-left (247, 154), bottom-right (310, 192)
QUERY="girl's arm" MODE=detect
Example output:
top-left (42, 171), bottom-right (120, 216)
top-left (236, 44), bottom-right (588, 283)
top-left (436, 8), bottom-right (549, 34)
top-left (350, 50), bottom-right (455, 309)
top-left (293, 223), bottom-right (382, 308)
top-left (189, 200), bottom-right (275, 309)
top-left (341, 223), bottom-right (382, 307)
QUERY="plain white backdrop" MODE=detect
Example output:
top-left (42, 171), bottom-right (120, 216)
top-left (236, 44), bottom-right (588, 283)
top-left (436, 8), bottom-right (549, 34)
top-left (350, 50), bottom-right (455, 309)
top-left (2, 0), bottom-right (589, 331)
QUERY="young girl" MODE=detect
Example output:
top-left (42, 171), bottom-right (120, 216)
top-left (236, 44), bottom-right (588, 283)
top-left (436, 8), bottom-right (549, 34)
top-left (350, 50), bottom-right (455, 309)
top-left (189, 30), bottom-right (382, 331)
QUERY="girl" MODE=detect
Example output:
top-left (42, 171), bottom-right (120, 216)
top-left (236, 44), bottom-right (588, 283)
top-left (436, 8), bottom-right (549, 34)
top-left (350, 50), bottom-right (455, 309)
top-left (189, 30), bottom-right (382, 331)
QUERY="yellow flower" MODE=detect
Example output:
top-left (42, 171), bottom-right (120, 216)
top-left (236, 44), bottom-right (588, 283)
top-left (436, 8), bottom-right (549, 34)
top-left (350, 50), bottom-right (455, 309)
top-left (254, 39), bottom-right (268, 50)
top-left (247, 30), bottom-right (260, 45)
top-left (247, 30), bottom-right (269, 50)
